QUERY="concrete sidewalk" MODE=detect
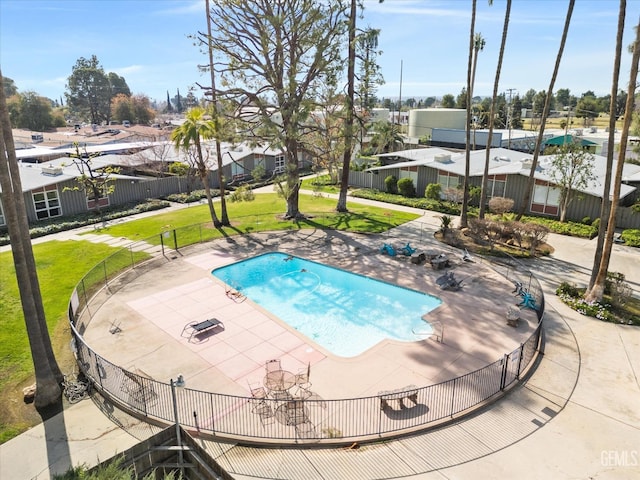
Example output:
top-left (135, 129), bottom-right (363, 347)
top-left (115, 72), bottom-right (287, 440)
top-left (1, 191), bottom-right (639, 479)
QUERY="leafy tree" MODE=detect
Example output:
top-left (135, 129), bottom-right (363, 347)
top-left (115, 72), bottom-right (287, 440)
top-left (357, 27), bottom-right (384, 117)
top-left (441, 94), bottom-right (455, 108)
top-left (2, 75), bottom-right (18, 97)
top-left (0, 69), bottom-right (63, 411)
top-left (171, 107), bottom-right (221, 227)
top-left (111, 94), bottom-right (134, 123)
top-left (107, 72), bottom-right (131, 97)
top-left (166, 91), bottom-right (173, 113)
top-left (575, 94), bottom-right (600, 125)
top-left (131, 94), bottom-right (154, 124)
top-left (510, 95), bottom-right (523, 129)
top-left (174, 89), bottom-right (183, 113)
top-left (555, 88), bottom-right (571, 109)
top-left (456, 88), bottom-right (468, 109)
top-left (522, 88), bottom-right (537, 108)
top-left (16, 91), bottom-right (55, 131)
top-left (424, 97), bottom-right (436, 107)
top-left (546, 141), bottom-right (597, 222)
top-left (370, 120), bottom-right (404, 153)
top-left (205, 0), bottom-right (349, 219)
top-left (65, 143), bottom-right (121, 216)
top-left (66, 55), bottom-right (111, 124)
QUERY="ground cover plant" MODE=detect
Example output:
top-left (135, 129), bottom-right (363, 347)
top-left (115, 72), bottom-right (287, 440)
top-left (0, 242), bottom-right (149, 443)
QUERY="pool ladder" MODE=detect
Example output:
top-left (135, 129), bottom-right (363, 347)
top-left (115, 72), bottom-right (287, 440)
top-left (413, 320), bottom-right (443, 343)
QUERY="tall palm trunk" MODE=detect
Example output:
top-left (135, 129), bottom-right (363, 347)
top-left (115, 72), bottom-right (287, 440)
top-left (517, 0), bottom-right (574, 220)
top-left (337, 0), bottom-right (357, 213)
top-left (0, 70), bottom-right (62, 412)
top-left (206, 0), bottom-right (229, 226)
top-left (460, 0), bottom-right (477, 229)
top-left (589, 0), bottom-right (626, 289)
top-left (479, 0), bottom-right (511, 219)
top-left (196, 137), bottom-right (220, 226)
top-left (586, 16), bottom-right (639, 303)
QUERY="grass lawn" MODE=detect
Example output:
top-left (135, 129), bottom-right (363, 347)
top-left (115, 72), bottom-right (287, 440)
top-left (84, 193), bottom-right (419, 243)
top-left (0, 193), bottom-right (418, 443)
top-left (0, 241), bottom-right (150, 443)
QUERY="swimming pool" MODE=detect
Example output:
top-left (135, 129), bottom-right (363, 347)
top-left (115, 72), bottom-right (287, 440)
top-left (212, 252), bottom-right (441, 357)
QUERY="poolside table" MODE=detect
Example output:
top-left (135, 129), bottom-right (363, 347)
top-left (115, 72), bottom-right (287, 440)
top-left (264, 370), bottom-right (296, 393)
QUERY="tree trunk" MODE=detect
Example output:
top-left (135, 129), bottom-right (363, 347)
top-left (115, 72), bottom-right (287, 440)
top-left (517, 0), bottom-right (574, 220)
top-left (196, 138), bottom-right (220, 227)
top-left (206, 0), bottom-right (230, 226)
top-left (0, 69), bottom-right (63, 412)
top-left (589, 0), bottom-right (625, 289)
top-left (586, 13), bottom-right (639, 303)
top-left (336, 0), bottom-right (357, 213)
top-left (479, 0), bottom-right (511, 219)
top-left (460, 0), bottom-right (476, 229)
top-left (285, 139), bottom-right (301, 219)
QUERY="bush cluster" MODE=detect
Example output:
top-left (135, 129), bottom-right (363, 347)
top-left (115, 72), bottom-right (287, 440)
top-left (0, 200), bottom-right (170, 246)
top-left (621, 229), bottom-right (640, 247)
top-left (555, 282), bottom-right (615, 322)
top-left (164, 189), bottom-right (217, 204)
top-left (351, 189), bottom-right (462, 215)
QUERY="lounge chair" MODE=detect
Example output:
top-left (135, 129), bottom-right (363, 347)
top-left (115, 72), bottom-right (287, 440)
top-left (436, 271), bottom-right (463, 291)
top-left (380, 243), bottom-right (397, 256)
top-left (462, 248), bottom-right (473, 262)
top-left (400, 243), bottom-right (416, 256)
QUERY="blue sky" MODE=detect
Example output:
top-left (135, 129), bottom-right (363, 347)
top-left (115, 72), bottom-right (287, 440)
top-left (1, 0), bottom-right (638, 104)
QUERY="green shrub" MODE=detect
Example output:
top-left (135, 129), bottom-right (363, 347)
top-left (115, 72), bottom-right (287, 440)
top-left (425, 183), bottom-right (441, 201)
top-left (556, 281), bottom-right (582, 298)
top-left (397, 178), bottom-right (416, 197)
top-left (351, 189), bottom-right (463, 215)
top-left (228, 185), bottom-right (255, 202)
top-left (384, 175), bottom-right (398, 194)
top-left (581, 216), bottom-right (592, 225)
top-left (621, 229), bottom-right (640, 247)
top-left (522, 216), bottom-right (598, 239)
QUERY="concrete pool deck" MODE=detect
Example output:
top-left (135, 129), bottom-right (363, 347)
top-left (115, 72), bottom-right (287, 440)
top-left (81, 226), bottom-right (538, 403)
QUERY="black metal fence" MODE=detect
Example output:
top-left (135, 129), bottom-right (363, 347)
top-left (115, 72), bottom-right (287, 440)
top-left (68, 216), bottom-right (544, 445)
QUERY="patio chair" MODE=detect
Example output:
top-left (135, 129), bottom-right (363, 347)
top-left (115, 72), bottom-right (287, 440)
top-left (400, 242), bottom-right (416, 256)
top-left (291, 365), bottom-right (312, 398)
top-left (253, 402), bottom-right (275, 426)
top-left (248, 381), bottom-right (268, 413)
top-left (295, 420), bottom-right (319, 440)
top-left (462, 248), bottom-right (474, 262)
top-left (265, 359), bottom-right (282, 374)
top-left (380, 243), bottom-right (397, 256)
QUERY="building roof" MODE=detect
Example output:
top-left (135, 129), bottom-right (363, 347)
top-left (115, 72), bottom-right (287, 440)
top-left (370, 147), bottom-right (640, 201)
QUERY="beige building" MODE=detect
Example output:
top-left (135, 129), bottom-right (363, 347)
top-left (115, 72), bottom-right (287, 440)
top-left (408, 108), bottom-right (466, 139)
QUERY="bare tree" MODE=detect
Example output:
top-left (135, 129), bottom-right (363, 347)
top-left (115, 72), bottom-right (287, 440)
top-left (205, 0), bottom-right (349, 219)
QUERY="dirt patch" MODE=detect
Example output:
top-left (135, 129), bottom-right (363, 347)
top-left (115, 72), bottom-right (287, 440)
top-left (434, 229), bottom-right (554, 258)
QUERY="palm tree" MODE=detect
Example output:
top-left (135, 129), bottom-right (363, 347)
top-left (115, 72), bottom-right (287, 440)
top-left (588, 0), bottom-right (626, 289)
top-left (371, 121), bottom-right (404, 154)
top-left (205, 0), bottom-right (230, 226)
top-left (470, 32), bottom-right (486, 150)
top-left (0, 69), bottom-right (63, 411)
top-left (479, 0), bottom-right (512, 219)
top-left (586, 14), bottom-right (639, 303)
top-left (171, 107), bottom-right (221, 227)
top-left (459, 0), bottom-right (477, 229)
top-left (517, 0), bottom-right (575, 220)
top-left (337, 0), bottom-right (357, 213)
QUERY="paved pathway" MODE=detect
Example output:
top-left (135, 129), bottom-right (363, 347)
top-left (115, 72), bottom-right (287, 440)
top-left (1, 191), bottom-right (639, 479)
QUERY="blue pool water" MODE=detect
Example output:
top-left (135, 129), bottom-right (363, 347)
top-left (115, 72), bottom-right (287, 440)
top-left (212, 252), bottom-right (441, 357)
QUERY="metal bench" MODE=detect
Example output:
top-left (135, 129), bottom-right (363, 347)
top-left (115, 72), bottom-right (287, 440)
top-left (181, 318), bottom-right (224, 343)
top-left (379, 385), bottom-right (419, 410)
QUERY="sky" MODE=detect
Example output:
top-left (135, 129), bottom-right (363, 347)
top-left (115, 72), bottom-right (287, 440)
top-left (1, 0), bottom-right (639, 105)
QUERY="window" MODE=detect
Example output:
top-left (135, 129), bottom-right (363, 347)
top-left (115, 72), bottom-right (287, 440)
top-left (399, 166), bottom-right (418, 184)
top-left (86, 186), bottom-right (110, 210)
top-left (32, 185), bottom-right (62, 220)
top-left (437, 170), bottom-right (459, 190)
top-left (274, 155), bottom-right (285, 173)
top-left (487, 174), bottom-right (507, 198)
top-left (530, 180), bottom-right (560, 215)
top-left (0, 200), bottom-right (4, 226)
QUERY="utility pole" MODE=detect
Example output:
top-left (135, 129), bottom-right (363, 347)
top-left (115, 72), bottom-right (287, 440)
top-left (398, 59), bottom-right (403, 126)
top-left (506, 88), bottom-right (516, 149)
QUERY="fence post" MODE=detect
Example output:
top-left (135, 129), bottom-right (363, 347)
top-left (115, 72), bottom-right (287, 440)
top-left (173, 229), bottom-right (178, 251)
top-left (160, 233), bottom-right (165, 256)
top-left (500, 354), bottom-right (509, 390)
top-left (516, 343), bottom-right (525, 379)
top-left (102, 260), bottom-right (108, 287)
top-left (450, 377), bottom-right (457, 417)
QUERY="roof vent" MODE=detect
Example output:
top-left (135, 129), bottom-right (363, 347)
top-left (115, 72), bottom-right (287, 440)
top-left (42, 165), bottom-right (63, 176)
top-left (434, 153), bottom-right (451, 163)
top-left (521, 158), bottom-right (533, 169)
top-left (498, 156), bottom-right (510, 162)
